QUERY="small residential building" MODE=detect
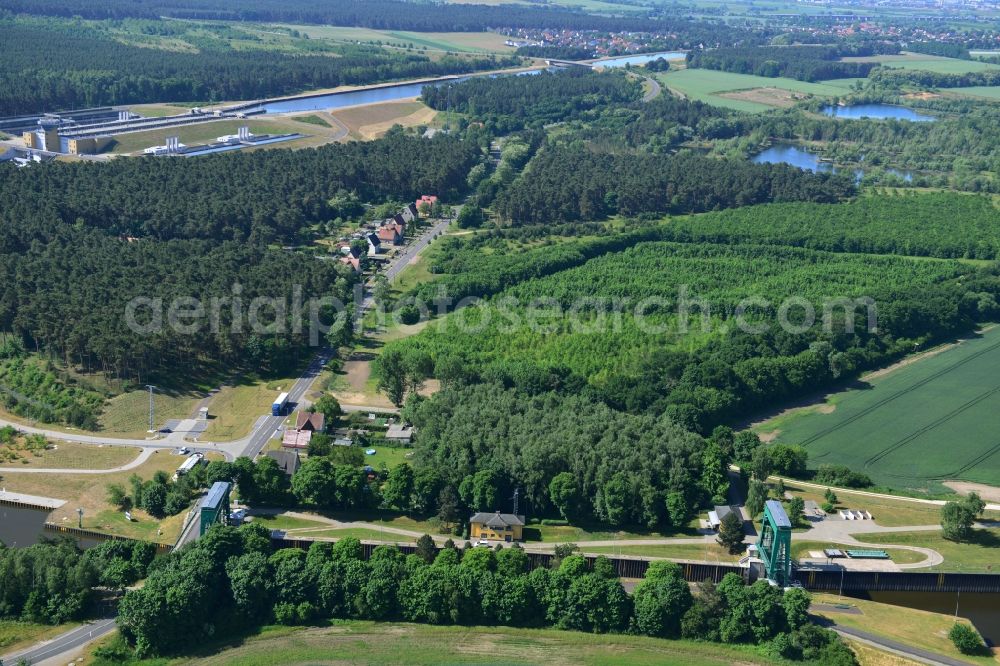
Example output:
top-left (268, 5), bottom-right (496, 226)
top-left (295, 411), bottom-right (326, 433)
top-left (339, 254), bottom-right (361, 273)
top-left (338, 244), bottom-right (363, 273)
top-left (385, 423), bottom-right (413, 444)
top-left (377, 226), bottom-right (402, 245)
top-left (266, 449), bottom-right (301, 476)
top-left (401, 203), bottom-right (419, 223)
top-left (366, 232), bottom-right (381, 257)
top-left (415, 195), bottom-right (438, 215)
top-left (282, 429), bottom-right (312, 449)
top-left (708, 504), bottom-right (741, 531)
top-left (469, 511), bottom-right (525, 543)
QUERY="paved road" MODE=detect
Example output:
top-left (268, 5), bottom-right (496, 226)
top-left (815, 618), bottom-right (975, 666)
top-left (235, 349), bottom-right (331, 461)
top-left (639, 73), bottom-right (662, 101)
top-left (0, 349), bottom-right (331, 467)
top-left (731, 465), bottom-right (1000, 512)
top-left (0, 618), bottom-right (116, 665)
top-left (385, 216), bottom-right (452, 284)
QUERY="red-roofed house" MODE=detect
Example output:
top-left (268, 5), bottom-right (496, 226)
top-left (377, 226), bottom-right (402, 245)
top-left (340, 254), bottom-right (361, 273)
top-left (296, 411), bottom-right (326, 432)
top-left (415, 195), bottom-right (438, 215)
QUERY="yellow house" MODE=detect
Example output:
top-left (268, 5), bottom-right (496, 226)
top-left (469, 511), bottom-right (525, 543)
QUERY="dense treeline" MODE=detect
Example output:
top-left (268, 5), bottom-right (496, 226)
top-left (0, 133), bottom-right (494, 388)
top-left (0, 0), bottom-right (762, 39)
top-left (116, 525), bottom-right (851, 662)
top-left (904, 42), bottom-right (971, 59)
top-left (406, 384), bottom-right (715, 525)
top-left (0, 131), bottom-right (478, 243)
top-left (0, 228), bottom-right (351, 386)
top-left (869, 66), bottom-right (1000, 89)
top-left (686, 46), bottom-right (881, 82)
top-left (0, 18), bottom-right (518, 115)
top-left (422, 69), bottom-right (642, 131)
top-left (659, 194), bottom-right (1000, 260)
top-left (493, 146), bottom-right (854, 224)
top-left (0, 130), bottom-right (478, 407)
top-left (618, 94), bottom-right (741, 147)
top-left (0, 539), bottom-right (155, 623)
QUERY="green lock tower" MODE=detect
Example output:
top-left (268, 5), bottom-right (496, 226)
top-left (199, 481), bottom-right (231, 536)
top-left (759, 500), bottom-right (793, 586)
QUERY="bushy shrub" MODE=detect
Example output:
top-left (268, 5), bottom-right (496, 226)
top-left (949, 622), bottom-right (985, 655)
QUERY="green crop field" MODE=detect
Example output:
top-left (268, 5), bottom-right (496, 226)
top-left (763, 326), bottom-right (1000, 493)
top-left (843, 53), bottom-right (1000, 74)
top-left (949, 86), bottom-right (1000, 100)
top-left (656, 69), bottom-right (849, 112)
top-left (271, 24), bottom-right (514, 53)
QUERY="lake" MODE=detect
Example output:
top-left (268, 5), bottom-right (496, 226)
top-left (752, 144), bottom-right (913, 182)
top-left (822, 104), bottom-right (936, 122)
top-left (592, 51), bottom-right (686, 68)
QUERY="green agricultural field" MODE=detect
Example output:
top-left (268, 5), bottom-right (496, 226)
top-left (656, 69), bottom-right (849, 112)
top-left (445, 0), bottom-right (646, 12)
top-left (843, 53), bottom-right (1000, 74)
top-left (949, 86), bottom-right (1000, 100)
top-left (764, 326), bottom-right (1000, 493)
top-left (271, 24), bottom-right (514, 53)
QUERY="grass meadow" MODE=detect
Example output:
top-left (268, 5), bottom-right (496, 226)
top-left (843, 52), bottom-right (1000, 74)
top-left (116, 621), bottom-right (791, 666)
top-left (656, 69), bottom-right (853, 112)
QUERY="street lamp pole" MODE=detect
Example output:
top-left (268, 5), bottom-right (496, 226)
top-left (146, 385), bottom-right (156, 434)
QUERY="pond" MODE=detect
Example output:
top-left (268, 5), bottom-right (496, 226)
top-left (592, 51), bottom-right (686, 68)
top-left (821, 104), bottom-right (936, 122)
top-left (752, 143), bottom-right (913, 182)
top-left (753, 144), bottom-right (835, 173)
